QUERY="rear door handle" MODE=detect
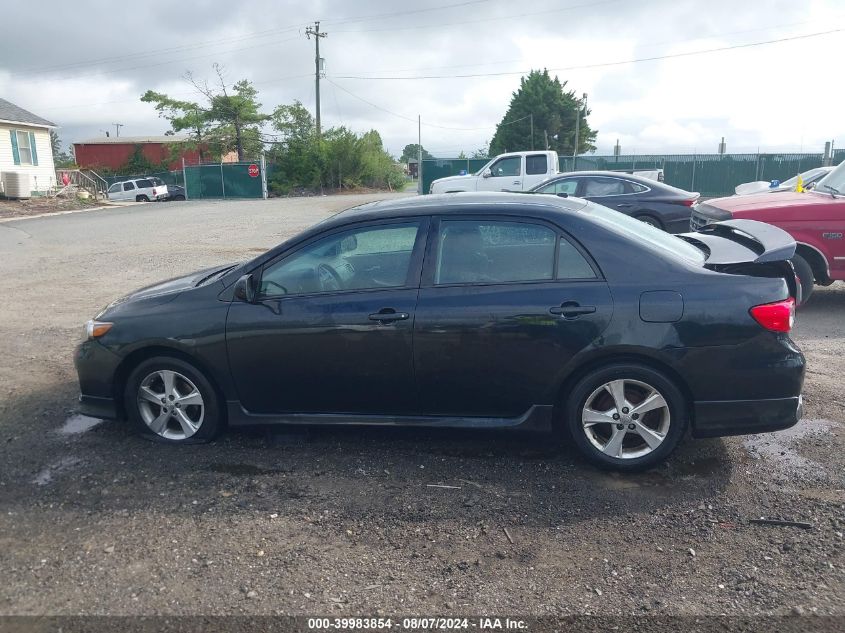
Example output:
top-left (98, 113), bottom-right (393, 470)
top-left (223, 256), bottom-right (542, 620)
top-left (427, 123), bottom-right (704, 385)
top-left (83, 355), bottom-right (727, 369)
top-left (513, 180), bottom-right (521, 185)
top-left (549, 302), bottom-right (596, 319)
top-left (368, 308), bottom-right (409, 323)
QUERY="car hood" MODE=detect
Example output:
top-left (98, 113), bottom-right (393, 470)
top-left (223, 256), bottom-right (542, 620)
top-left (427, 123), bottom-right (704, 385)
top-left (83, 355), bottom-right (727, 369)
top-left (734, 181), bottom-right (774, 195)
top-left (432, 174), bottom-right (476, 187)
top-left (704, 190), bottom-right (837, 213)
top-left (99, 264), bottom-right (233, 315)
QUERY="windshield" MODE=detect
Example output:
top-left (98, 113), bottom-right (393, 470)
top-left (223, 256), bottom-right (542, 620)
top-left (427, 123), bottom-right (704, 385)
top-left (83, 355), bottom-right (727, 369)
top-left (815, 161), bottom-right (845, 194)
top-left (581, 203), bottom-right (706, 265)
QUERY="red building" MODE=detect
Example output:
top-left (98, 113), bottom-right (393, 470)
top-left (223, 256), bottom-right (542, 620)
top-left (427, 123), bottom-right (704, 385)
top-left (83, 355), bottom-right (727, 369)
top-left (73, 135), bottom-right (203, 171)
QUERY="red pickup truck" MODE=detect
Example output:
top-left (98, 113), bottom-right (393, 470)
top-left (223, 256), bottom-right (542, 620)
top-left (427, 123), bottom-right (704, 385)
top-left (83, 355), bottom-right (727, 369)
top-left (690, 163), bottom-right (845, 303)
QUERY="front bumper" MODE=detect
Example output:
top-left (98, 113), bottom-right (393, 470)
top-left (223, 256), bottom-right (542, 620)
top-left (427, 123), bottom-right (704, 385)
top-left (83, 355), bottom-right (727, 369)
top-left (692, 395), bottom-right (802, 438)
top-left (74, 338), bottom-right (123, 420)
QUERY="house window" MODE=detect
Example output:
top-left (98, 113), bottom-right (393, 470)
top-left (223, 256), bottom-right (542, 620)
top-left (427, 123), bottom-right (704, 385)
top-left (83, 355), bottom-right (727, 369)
top-left (16, 131), bottom-right (33, 165)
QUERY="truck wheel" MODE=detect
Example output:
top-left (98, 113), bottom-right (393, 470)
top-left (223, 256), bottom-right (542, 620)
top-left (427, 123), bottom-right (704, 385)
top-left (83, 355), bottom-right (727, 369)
top-left (791, 254), bottom-right (814, 306)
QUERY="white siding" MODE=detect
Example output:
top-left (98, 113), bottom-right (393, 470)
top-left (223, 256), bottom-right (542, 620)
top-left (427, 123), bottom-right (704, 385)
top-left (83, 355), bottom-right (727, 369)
top-left (0, 123), bottom-right (56, 194)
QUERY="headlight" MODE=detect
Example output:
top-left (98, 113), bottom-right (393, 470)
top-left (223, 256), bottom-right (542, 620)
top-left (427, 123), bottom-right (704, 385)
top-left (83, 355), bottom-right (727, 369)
top-left (84, 320), bottom-right (113, 340)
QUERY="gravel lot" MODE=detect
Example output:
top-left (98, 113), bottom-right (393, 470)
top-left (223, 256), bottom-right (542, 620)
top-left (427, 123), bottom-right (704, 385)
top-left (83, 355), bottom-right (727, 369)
top-left (0, 195), bottom-right (842, 617)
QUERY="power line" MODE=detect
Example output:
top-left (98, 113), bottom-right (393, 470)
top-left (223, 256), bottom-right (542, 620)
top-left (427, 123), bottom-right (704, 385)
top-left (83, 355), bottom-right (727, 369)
top-left (320, 0), bottom-right (496, 27)
top-left (326, 78), bottom-right (530, 131)
top-left (331, 27), bottom-right (843, 80)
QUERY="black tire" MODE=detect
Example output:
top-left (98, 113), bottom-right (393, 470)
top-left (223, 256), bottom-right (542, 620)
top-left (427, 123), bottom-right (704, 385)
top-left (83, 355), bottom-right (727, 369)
top-left (635, 214), bottom-right (663, 230)
top-left (563, 363), bottom-right (688, 471)
top-left (124, 356), bottom-right (223, 443)
top-left (790, 254), bottom-right (814, 306)
top-left (172, 195), bottom-right (186, 201)
top-left (136, 195), bottom-right (150, 202)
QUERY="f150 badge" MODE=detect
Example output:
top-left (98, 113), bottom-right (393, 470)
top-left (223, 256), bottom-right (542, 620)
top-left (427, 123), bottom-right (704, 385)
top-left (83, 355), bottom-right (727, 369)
top-left (823, 232), bottom-right (843, 239)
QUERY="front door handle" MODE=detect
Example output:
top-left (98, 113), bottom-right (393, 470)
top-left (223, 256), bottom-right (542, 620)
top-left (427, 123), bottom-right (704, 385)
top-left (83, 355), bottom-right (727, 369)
top-left (368, 308), bottom-right (409, 323)
top-left (549, 301), bottom-right (596, 319)
top-left (615, 203), bottom-right (633, 208)
top-left (513, 180), bottom-right (521, 185)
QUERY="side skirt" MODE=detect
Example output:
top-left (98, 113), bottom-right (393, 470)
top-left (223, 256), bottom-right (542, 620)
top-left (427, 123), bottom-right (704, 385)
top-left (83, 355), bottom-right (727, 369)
top-left (226, 403), bottom-right (554, 431)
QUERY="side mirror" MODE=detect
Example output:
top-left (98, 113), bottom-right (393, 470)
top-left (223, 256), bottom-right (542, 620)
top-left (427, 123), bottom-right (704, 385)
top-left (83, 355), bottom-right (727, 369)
top-left (805, 182), bottom-right (816, 190)
top-left (482, 168), bottom-right (492, 178)
top-left (233, 274), bottom-right (256, 303)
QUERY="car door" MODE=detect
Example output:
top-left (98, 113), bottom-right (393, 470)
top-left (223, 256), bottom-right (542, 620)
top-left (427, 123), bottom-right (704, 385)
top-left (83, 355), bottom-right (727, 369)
top-left (122, 181), bottom-right (136, 200)
top-left (476, 156), bottom-right (523, 192)
top-left (226, 218), bottom-right (429, 415)
top-left (107, 182), bottom-right (123, 201)
top-left (413, 216), bottom-right (613, 418)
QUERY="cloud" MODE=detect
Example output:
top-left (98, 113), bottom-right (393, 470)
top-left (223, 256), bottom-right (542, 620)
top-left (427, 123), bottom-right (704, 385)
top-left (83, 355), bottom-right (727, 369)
top-left (1, 0), bottom-right (842, 157)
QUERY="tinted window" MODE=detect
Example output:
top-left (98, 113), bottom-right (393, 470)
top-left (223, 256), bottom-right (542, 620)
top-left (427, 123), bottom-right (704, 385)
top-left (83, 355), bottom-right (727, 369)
top-left (260, 222), bottom-right (420, 297)
top-left (537, 179), bottom-right (578, 195)
top-left (583, 177), bottom-right (626, 196)
top-left (525, 154), bottom-right (548, 175)
top-left (489, 156), bottom-right (521, 177)
top-left (558, 238), bottom-right (596, 279)
top-left (630, 182), bottom-right (648, 193)
top-left (435, 220), bottom-right (555, 285)
top-left (149, 177), bottom-right (165, 186)
top-left (135, 179), bottom-right (153, 188)
top-left (123, 182), bottom-right (135, 191)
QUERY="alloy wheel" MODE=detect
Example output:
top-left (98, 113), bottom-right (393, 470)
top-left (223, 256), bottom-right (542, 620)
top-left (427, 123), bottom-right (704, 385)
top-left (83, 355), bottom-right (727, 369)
top-left (581, 379), bottom-right (670, 459)
top-left (137, 369), bottom-right (205, 440)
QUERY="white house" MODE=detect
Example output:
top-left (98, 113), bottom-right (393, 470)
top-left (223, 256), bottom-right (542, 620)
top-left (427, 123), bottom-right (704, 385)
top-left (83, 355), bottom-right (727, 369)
top-left (0, 98), bottom-right (56, 196)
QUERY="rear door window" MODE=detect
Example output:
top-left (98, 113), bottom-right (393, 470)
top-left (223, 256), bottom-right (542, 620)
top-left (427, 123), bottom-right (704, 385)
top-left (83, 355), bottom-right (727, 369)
top-left (122, 182), bottom-right (135, 191)
top-left (525, 154), bottom-right (548, 175)
top-left (435, 220), bottom-right (555, 285)
top-left (583, 177), bottom-right (626, 196)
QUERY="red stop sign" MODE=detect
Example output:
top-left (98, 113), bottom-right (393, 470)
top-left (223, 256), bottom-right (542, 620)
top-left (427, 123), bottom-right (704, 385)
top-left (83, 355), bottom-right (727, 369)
top-left (248, 164), bottom-right (259, 178)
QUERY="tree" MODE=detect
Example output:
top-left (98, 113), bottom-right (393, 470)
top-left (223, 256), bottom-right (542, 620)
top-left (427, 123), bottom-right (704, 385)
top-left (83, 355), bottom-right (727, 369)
top-left (50, 131), bottom-right (76, 168)
top-left (140, 91), bottom-right (211, 162)
top-left (142, 64), bottom-right (270, 162)
top-left (489, 69), bottom-right (596, 156)
top-left (470, 143), bottom-right (490, 159)
top-left (399, 143), bottom-right (433, 163)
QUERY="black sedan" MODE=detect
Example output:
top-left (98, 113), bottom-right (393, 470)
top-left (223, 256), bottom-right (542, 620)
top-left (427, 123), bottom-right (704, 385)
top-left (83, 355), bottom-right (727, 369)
top-left (530, 171), bottom-right (699, 233)
top-left (75, 193), bottom-right (804, 471)
top-left (165, 184), bottom-right (187, 201)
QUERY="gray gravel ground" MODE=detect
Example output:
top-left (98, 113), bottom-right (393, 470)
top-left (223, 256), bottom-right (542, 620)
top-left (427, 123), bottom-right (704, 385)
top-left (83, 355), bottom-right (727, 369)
top-left (0, 195), bottom-right (842, 617)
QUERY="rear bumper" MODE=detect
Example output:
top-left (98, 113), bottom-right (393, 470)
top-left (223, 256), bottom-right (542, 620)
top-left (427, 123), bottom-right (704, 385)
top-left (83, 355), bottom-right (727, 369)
top-left (692, 395), bottom-right (802, 438)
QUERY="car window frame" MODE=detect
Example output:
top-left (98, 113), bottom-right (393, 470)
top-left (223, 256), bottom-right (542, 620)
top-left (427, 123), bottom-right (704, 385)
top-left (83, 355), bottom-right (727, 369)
top-left (420, 214), bottom-right (603, 289)
top-left (255, 216), bottom-right (432, 301)
top-left (122, 182), bottom-right (136, 191)
top-left (488, 156), bottom-right (522, 178)
top-left (536, 177), bottom-right (579, 195)
top-left (525, 153), bottom-right (549, 176)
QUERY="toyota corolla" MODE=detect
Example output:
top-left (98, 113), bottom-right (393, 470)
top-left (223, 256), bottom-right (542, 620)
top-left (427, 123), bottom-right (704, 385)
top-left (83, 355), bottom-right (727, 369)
top-left (74, 193), bottom-right (805, 471)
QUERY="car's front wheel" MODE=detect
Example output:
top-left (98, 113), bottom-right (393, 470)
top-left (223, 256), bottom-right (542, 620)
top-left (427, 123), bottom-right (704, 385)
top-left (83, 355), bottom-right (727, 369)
top-left (564, 363), bottom-right (688, 471)
top-left (125, 356), bottom-right (222, 442)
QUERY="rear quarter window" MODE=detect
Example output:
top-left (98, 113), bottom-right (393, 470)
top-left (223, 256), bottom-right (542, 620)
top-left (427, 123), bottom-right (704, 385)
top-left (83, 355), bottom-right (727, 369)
top-left (135, 179), bottom-right (153, 188)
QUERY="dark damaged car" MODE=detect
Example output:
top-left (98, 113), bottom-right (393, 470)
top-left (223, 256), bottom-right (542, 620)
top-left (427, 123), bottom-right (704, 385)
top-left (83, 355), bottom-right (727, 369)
top-left (75, 193), bottom-right (804, 471)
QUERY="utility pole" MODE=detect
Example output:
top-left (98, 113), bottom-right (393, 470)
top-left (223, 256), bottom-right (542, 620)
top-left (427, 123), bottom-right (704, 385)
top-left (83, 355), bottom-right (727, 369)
top-left (112, 123), bottom-right (123, 138)
top-left (530, 114), bottom-right (534, 151)
top-left (573, 92), bottom-right (587, 166)
top-left (418, 115), bottom-right (422, 195)
top-left (306, 21), bottom-right (327, 138)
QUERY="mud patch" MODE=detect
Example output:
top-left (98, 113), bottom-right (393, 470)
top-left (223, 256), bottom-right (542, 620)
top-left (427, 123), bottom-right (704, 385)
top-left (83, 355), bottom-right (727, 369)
top-left (743, 418), bottom-right (837, 479)
top-left (32, 456), bottom-right (82, 486)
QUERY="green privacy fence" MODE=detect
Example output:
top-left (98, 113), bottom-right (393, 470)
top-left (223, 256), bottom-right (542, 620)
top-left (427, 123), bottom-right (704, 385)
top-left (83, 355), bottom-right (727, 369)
top-left (420, 159), bottom-right (489, 195)
top-left (423, 151), bottom-right (845, 197)
top-left (183, 162), bottom-right (266, 199)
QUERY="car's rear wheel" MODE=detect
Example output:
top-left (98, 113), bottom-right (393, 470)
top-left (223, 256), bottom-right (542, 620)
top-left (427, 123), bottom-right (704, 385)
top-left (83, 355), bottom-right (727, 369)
top-left (136, 195), bottom-right (150, 202)
top-left (564, 363), bottom-right (688, 471)
top-left (125, 356), bottom-right (222, 442)
top-left (635, 214), bottom-right (663, 229)
top-left (790, 254), bottom-right (814, 306)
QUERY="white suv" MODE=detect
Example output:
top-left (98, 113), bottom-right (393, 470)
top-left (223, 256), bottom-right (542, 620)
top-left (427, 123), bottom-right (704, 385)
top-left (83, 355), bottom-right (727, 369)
top-left (106, 177), bottom-right (169, 202)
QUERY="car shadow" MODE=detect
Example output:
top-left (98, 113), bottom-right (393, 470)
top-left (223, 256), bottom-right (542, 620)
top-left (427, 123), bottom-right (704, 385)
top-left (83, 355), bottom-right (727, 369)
top-left (0, 380), bottom-right (733, 529)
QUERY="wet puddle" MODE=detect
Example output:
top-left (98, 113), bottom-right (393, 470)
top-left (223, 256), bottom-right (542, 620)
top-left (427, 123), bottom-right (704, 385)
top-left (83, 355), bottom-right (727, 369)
top-left (743, 418), bottom-right (837, 476)
top-left (58, 414), bottom-right (103, 435)
top-left (32, 456), bottom-right (82, 486)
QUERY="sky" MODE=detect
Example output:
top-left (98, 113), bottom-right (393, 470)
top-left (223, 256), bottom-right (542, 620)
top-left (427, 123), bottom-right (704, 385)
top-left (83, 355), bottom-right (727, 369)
top-left (1, 0), bottom-right (844, 158)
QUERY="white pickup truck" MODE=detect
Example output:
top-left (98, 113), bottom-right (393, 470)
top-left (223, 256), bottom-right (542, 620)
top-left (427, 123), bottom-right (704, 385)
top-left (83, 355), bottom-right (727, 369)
top-left (429, 151), bottom-right (559, 194)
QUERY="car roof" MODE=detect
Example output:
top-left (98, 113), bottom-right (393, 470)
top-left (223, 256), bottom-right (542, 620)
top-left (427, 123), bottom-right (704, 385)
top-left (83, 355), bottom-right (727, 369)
top-left (330, 192), bottom-right (589, 224)
top-left (539, 170), bottom-right (695, 195)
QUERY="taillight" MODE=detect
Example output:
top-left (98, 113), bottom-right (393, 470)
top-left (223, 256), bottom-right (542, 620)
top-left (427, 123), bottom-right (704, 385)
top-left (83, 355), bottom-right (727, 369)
top-left (749, 298), bottom-right (795, 333)
top-left (152, 188), bottom-right (157, 195)
top-left (679, 199), bottom-right (696, 206)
